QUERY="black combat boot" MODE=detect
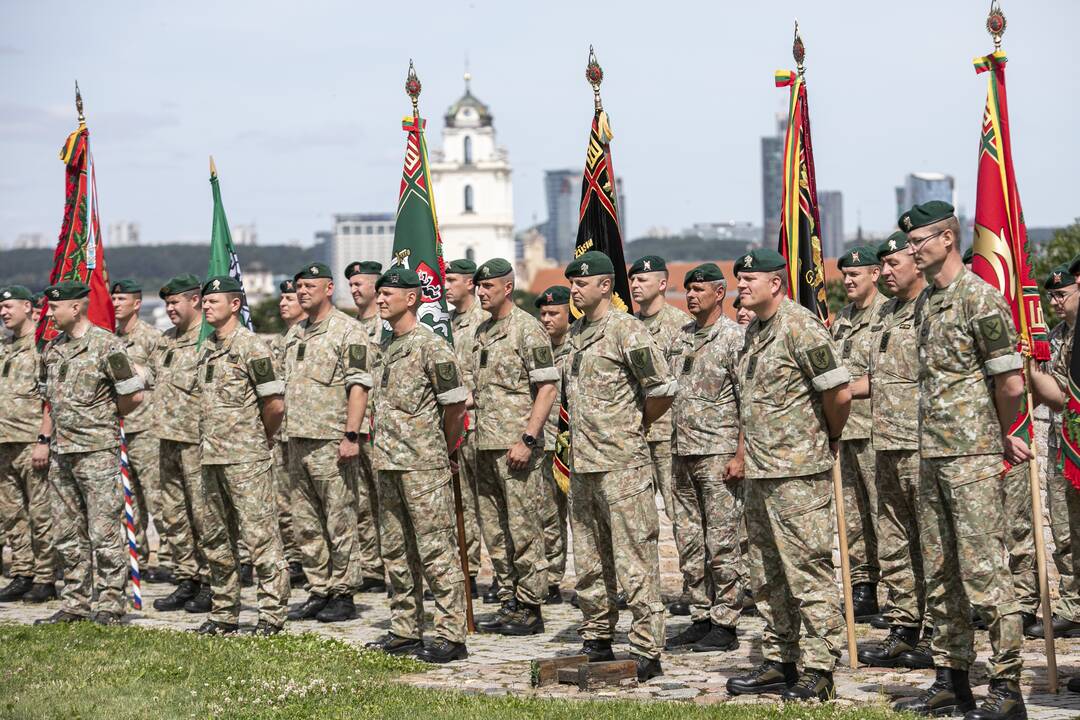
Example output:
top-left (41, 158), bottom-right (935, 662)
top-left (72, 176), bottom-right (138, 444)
top-left (1067, 676), bottom-right (1080, 693)
top-left (869, 613), bottom-right (891, 630)
top-left (614, 592), bottom-right (628, 610)
top-left (286, 594), bottom-right (328, 621)
top-left (897, 629), bottom-right (935, 669)
top-left (858, 626), bottom-right (919, 668)
top-left (366, 632), bottom-right (423, 656)
top-left (1019, 612), bottom-right (1038, 638)
top-left (195, 619), bottom-right (239, 635)
top-left (1026, 614), bottom-right (1080, 639)
top-left (665, 619), bottom-right (711, 648)
top-left (477, 598), bottom-right (517, 633)
top-left (469, 576), bottom-right (479, 599)
top-left (691, 624), bottom-right (739, 653)
top-left (726, 661), bottom-right (799, 695)
top-left (356, 575), bottom-right (387, 593)
top-left (239, 563), bottom-right (254, 587)
top-left (21, 582), bottom-right (57, 603)
top-left (580, 638), bottom-right (616, 662)
top-left (545, 584), bottom-right (563, 604)
top-left (850, 582), bottom-right (879, 622)
top-left (288, 562), bottom-right (307, 588)
top-left (482, 579), bottom-right (501, 604)
top-left (415, 638), bottom-right (468, 664)
top-left (667, 599), bottom-right (691, 616)
top-left (183, 584), bottom-right (213, 613)
top-left (964, 679), bottom-right (1026, 720)
top-left (34, 609), bottom-right (86, 625)
top-left (634, 654), bottom-right (663, 681)
top-left (782, 670), bottom-right (834, 702)
top-left (246, 620), bottom-right (283, 636)
top-left (971, 609), bottom-right (988, 630)
top-left (498, 603), bottom-right (544, 636)
top-left (893, 667), bottom-right (975, 716)
top-left (91, 610), bottom-right (123, 626)
top-left (0, 576), bottom-right (33, 602)
top-left (315, 594), bottom-right (356, 623)
top-left (153, 579), bottom-right (200, 612)
top-left (145, 566), bottom-right (175, 584)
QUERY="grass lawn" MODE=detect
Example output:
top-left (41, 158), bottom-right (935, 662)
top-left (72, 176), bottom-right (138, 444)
top-left (0, 623), bottom-right (906, 719)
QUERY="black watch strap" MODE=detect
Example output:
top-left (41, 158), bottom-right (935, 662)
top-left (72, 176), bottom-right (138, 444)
top-left (344, 431), bottom-right (360, 443)
top-left (37, 434), bottom-right (51, 445)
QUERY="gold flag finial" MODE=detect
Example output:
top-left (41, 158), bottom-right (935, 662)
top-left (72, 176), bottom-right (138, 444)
top-left (585, 45), bottom-right (604, 113)
top-left (987, 0), bottom-right (1006, 50)
top-left (793, 20), bottom-right (806, 76)
top-left (405, 59), bottom-right (422, 118)
top-left (209, 155), bottom-right (217, 179)
top-left (75, 81), bottom-right (85, 124)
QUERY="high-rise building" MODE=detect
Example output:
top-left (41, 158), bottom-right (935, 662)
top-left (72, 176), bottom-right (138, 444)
top-left (817, 191), bottom-right (844, 259)
top-left (761, 114), bottom-right (787, 249)
top-left (895, 173), bottom-right (957, 217)
top-left (328, 213), bottom-right (395, 306)
top-left (107, 221), bottom-right (140, 247)
top-left (231, 223), bottom-right (258, 246)
top-left (541, 170), bottom-right (627, 261)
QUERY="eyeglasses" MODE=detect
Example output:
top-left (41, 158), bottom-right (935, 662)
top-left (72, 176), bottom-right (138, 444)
top-left (1049, 287), bottom-right (1078, 303)
top-left (907, 229), bottom-right (946, 252)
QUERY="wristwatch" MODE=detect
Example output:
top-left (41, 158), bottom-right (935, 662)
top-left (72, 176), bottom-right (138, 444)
top-left (344, 431), bottom-right (360, 443)
top-left (521, 433), bottom-right (537, 449)
top-left (37, 434), bottom-right (51, 445)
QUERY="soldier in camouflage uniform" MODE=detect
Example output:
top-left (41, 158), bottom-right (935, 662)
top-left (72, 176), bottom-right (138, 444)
top-left (270, 279), bottom-right (305, 586)
top-left (284, 263), bottom-right (373, 624)
top-left (0, 285), bottom-right (55, 603)
top-left (363, 268), bottom-right (469, 664)
top-left (35, 280), bottom-right (146, 625)
top-left (469, 259), bottom-right (557, 636)
top-left (832, 248), bottom-right (887, 622)
top-left (854, 232), bottom-right (932, 669)
top-left (562, 251), bottom-right (677, 682)
top-left (194, 275), bottom-right (288, 636)
top-left (725, 249), bottom-right (851, 702)
top-left (664, 264), bottom-right (746, 653)
top-left (893, 201), bottom-right (1028, 720)
top-left (111, 279), bottom-right (169, 582)
top-left (444, 258), bottom-right (487, 599)
top-left (535, 285), bottom-right (573, 604)
top-left (345, 260), bottom-right (388, 592)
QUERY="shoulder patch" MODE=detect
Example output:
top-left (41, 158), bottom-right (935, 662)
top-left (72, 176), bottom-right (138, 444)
top-left (628, 346), bottom-right (656, 377)
top-left (434, 361), bottom-right (460, 393)
top-left (977, 313), bottom-right (1010, 352)
top-left (807, 344), bottom-right (837, 375)
top-left (250, 356), bottom-right (275, 384)
top-left (532, 345), bottom-right (553, 369)
top-left (107, 352), bottom-right (134, 381)
top-left (348, 343), bottom-right (368, 370)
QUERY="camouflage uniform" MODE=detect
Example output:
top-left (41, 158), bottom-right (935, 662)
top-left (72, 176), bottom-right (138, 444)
top-left (0, 331), bottom-right (54, 584)
top-left (371, 325), bottom-right (469, 643)
top-left (867, 295), bottom-right (926, 629)
top-left (1046, 321), bottom-right (1080, 622)
top-left (916, 266), bottom-right (1024, 680)
top-left (116, 318), bottom-right (165, 570)
top-left (671, 315), bottom-right (745, 628)
top-left (737, 298), bottom-right (850, 671)
top-left (471, 305), bottom-right (558, 605)
top-left (269, 330), bottom-right (301, 566)
top-left (1001, 460), bottom-right (1038, 616)
top-left (832, 292), bottom-right (887, 587)
top-left (42, 325), bottom-right (145, 616)
top-left (197, 326), bottom-right (289, 626)
top-left (563, 309), bottom-right (676, 660)
top-left (451, 302), bottom-right (489, 578)
top-left (284, 308), bottom-right (373, 597)
top-left (353, 312), bottom-right (385, 582)
top-left (541, 340), bottom-right (572, 586)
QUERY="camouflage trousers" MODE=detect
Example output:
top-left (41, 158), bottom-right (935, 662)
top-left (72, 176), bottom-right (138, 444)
top-left (352, 438), bottom-right (384, 581)
top-left (1047, 459), bottom-right (1080, 622)
top-left (125, 431), bottom-right (169, 570)
top-left (840, 438), bottom-right (879, 586)
top-left (51, 448), bottom-right (127, 616)
top-left (378, 468), bottom-right (467, 644)
top-left (540, 452), bottom-right (568, 584)
top-left (570, 465), bottom-right (665, 660)
top-left (650, 440), bottom-right (675, 524)
top-left (289, 438), bottom-right (359, 597)
top-left (457, 433), bottom-right (483, 577)
top-left (1001, 461), bottom-right (1038, 614)
top-left (158, 440), bottom-right (209, 583)
top-left (272, 441), bottom-right (301, 565)
top-left (0, 443), bottom-right (54, 583)
top-left (876, 449), bottom-right (926, 629)
top-left (474, 448), bottom-right (548, 606)
top-left (199, 460), bottom-right (289, 626)
top-left (671, 454), bottom-right (745, 628)
top-left (745, 471), bottom-right (845, 671)
top-left (919, 455), bottom-right (1023, 680)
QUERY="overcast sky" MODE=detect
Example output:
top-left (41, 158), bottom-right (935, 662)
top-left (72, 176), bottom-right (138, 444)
top-left (1, 0), bottom-right (1076, 248)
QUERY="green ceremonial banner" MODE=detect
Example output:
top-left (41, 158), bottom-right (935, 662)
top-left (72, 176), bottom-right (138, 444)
top-left (199, 158), bottom-right (253, 344)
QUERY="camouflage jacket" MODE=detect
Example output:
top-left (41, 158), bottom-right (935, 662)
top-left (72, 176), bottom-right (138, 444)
top-left (831, 292), bottom-right (887, 441)
top-left (543, 340), bottom-right (572, 452)
top-left (1047, 320), bottom-right (1071, 460)
top-left (115, 318), bottom-right (163, 435)
top-left (41, 324), bottom-right (144, 455)
top-left (356, 312), bottom-right (383, 434)
top-left (563, 308), bottom-right (677, 474)
top-left (284, 308), bottom-right (374, 441)
top-left (270, 329), bottom-right (292, 441)
top-left (672, 316), bottom-right (743, 457)
top-left (197, 325), bottom-right (284, 465)
top-left (637, 303), bottom-right (691, 444)
top-left (868, 295), bottom-right (920, 451)
top-left (371, 324), bottom-right (467, 471)
top-left (916, 267), bottom-right (1021, 458)
top-left (154, 322), bottom-right (203, 445)
top-left (471, 305), bottom-right (559, 450)
top-left (451, 300), bottom-right (489, 431)
top-left (736, 298), bottom-right (850, 479)
top-left (0, 331), bottom-right (43, 444)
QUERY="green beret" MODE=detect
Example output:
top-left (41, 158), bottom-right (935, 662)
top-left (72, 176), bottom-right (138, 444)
top-left (345, 260), bottom-right (382, 279)
top-left (474, 258), bottom-right (513, 282)
top-left (534, 285), bottom-right (571, 307)
top-left (294, 262), bottom-right (333, 281)
top-left (898, 200), bottom-right (955, 233)
top-left (1070, 255), bottom-right (1080, 276)
top-left (733, 248), bottom-right (786, 275)
top-left (963, 247), bottom-right (975, 265)
top-left (1045, 265), bottom-right (1074, 291)
top-left (159, 273), bottom-right (202, 299)
top-left (0, 285), bottom-right (33, 302)
top-left (110, 278), bottom-right (142, 294)
top-left (683, 263), bottom-right (725, 287)
top-left (446, 258), bottom-right (477, 275)
top-left (202, 275), bottom-right (243, 295)
top-left (32, 292), bottom-right (45, 305)
top-left (564, 251), bottom-right (614, 278)
top-left (279, 279), bottom-right (297, 295)
top-left (628, 255), bottom-right (667, 277)
top-left (375, 267), bottom-right (421, 290)
top-left (877, 231), bottom-right (910, 259)
top-left (44, 281), bottom-right (90, 301)
top-left (837, 245), bottom-right (881, 270)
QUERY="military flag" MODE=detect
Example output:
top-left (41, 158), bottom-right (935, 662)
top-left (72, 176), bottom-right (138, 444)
top-left (774, 32), bottom-right (829, 324)
top-left (386, 61), bottom-right (452, 342)
top-left (199, 157), bottom-right (253, 344)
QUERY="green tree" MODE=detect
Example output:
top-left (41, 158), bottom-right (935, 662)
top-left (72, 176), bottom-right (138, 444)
top-left (250, 296), bottom-right (284, 334)
top-left (1030, 219), bottom-right (1080, 327)
top-left (826, 279), bottom-right (847, 316)
top-left (513, 289), bottom-right (539, 318)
